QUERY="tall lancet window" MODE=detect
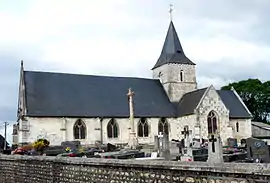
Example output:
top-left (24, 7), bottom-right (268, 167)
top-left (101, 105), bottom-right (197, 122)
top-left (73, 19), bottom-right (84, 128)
top-left (236, 122), bottom-right (239, 132)
top-left (107, 119), bottom-right (119, 138)
top-left (73, 119), bottom-right (86, 139)
top-left (158, 117), bottom-right (169, 135)
top-left (207, 111), bottom-right (218, 134)
top-left (138, 118), bottom-right (149, 137)
top-left (180, 70), bottom-right (184, 82)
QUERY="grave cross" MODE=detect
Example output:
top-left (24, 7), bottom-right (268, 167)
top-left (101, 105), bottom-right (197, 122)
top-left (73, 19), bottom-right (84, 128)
top-left (181, 127), bottom-right (190, 138)
top-left (209, 135), bottom-right (217, 153)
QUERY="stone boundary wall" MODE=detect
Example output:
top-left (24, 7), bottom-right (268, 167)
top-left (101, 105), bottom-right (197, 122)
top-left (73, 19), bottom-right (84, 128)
top-left (0, 155), bottom-right (270, 183)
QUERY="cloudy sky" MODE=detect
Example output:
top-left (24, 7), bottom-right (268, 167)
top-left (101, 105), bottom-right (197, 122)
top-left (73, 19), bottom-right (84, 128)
top-left (0, 0), bottom-right (270, 142)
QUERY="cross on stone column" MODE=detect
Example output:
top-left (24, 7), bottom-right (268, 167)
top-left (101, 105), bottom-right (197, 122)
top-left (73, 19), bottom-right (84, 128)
top-left (127, 88), bottom-right (138, 149)
top-left (209, 135), bottom-right (217, 153)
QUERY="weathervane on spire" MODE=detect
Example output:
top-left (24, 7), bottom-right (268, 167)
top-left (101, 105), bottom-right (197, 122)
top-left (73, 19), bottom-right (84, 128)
top-left (169, 4), bottom-right (174, 21)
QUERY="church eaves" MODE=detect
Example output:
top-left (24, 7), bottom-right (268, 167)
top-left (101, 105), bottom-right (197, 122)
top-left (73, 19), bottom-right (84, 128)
top-left (152, 21), bottom-right (195, 70)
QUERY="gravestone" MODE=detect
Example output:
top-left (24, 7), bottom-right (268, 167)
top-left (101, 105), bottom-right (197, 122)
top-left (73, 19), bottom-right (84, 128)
top-left (207, 134), bottom-right (224, 164)
top-left (154, 133), bottom-right (170, 160)
top-left (192, 138), bottom-right (201, 148)
top-left (227, 138), bottom-right (238, 147)
top-left (240, 139), bottom-right (247, 147)
top-left (246, 137), bottom-right (270, 163)
top-left (181, 127), bottom-right (192, 148)
top-left (180, 146), bottom-right (193, 162)
top-left (61, 141), bottom-right (81, 150)
top-left (154, 135), bottom-right (160, 153)
top-left (160, 133), bottom-right (171, 160)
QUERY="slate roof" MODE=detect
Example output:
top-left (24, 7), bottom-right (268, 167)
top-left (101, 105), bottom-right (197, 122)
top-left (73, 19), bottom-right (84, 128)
top-left (217, 90), bottom-right (251, 118)
top-left (176, 88), bottom-right (207, 116)
top-left (175, 88), bottom-right (251, 119)
top-left (152, 21), bottom-right (195, 70)
top-left (23, 71), bottom-right (176, 118)
top-left (251, 122), bottom-right (270, 130)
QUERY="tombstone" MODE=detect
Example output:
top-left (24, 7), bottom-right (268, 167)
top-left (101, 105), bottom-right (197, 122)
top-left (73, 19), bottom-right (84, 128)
top-left (180, 146), bottom-right (194, 162)
top-left (61, 141), bottom-right (81, 150)
top-left (181, 126), bottom-right (192, 148)
top-left (240, 139), bottom-right (247, 147)
top-left (170, 141), bottom-right (181, 159)
top-left (192, 140), bottom-right (201, 149)
top-left (154, 135), bottom-right (160, 153)
top-left (160, 133), bottom-right (171, 160)
top-left (207, 134), bottom-right (224, 164)
top-left (176, 139), bottom-right (185, 154)
top-left (246, 137), bottom-right (270, 163)
top-left (227, 138), bottom-right (238, 148)
top-left (154, 133), bottom-right (170, 160)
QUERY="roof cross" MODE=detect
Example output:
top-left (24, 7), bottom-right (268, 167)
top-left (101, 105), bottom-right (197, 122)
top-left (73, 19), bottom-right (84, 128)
top-left (169, 4), bottom-right (174, 21)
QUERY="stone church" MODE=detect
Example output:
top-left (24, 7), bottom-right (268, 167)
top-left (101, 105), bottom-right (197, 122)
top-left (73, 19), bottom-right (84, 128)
top-left (14, 20), bottom-right (252, 146)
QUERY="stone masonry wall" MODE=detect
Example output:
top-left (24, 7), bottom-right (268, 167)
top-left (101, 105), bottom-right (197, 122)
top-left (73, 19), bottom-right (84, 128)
top-left (152, 63), bottom-right (197, 102)
top-left (0, 155), bottom-right (270, 183)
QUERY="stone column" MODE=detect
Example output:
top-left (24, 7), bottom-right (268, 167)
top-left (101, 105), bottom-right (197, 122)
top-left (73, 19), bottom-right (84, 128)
top-left (127, 88), bottom-right (138, 149)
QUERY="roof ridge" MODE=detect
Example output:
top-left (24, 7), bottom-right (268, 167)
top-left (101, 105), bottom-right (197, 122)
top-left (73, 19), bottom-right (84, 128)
top-left (24, 70), bottom-right (156, 81)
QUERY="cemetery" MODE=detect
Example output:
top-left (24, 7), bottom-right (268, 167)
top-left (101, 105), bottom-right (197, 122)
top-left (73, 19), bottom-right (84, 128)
top-left (7, 130), bottom-right (270, 165)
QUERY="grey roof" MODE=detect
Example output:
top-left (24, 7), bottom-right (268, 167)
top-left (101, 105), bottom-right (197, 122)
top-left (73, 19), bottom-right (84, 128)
top-left (217, 90), bottom-right (251, 119)
top-left (176, 88), bottom-right (207, 116)
top-left (251, 122), bottom-right (270, 130)
top-left (23, 71), bottom-right (176, 118)
top-left (175, 88), bottom-right (251, 119)
top-left (152, 21), bottom-right (195, 70)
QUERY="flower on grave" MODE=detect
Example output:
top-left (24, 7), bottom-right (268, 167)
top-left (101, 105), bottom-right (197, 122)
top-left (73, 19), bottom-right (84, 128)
top-left (65, 147), bottom-right (71, 152)
top-left (32, 138), bottom-right (50, 152)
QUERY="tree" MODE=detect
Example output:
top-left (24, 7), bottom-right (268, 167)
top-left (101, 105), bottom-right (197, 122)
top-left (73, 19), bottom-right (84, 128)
top-left (221, 79), bottom-right (270, 123)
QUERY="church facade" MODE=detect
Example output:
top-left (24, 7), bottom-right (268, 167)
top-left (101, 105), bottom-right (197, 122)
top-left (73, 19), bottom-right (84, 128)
top-left (14, 21), bottom-right (252, 146)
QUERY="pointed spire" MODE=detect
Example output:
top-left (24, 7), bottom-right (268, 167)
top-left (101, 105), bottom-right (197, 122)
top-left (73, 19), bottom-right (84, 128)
top-left (152, 21), bottom-right (195, 70)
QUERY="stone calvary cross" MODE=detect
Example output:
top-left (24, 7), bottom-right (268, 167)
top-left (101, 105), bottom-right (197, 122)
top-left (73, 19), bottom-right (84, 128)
top-left (127, 88), bottom-right (138, 149)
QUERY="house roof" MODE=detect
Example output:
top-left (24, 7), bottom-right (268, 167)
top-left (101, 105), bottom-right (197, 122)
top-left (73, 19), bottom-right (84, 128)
top-left (175, 88), bottom-right (251, 119)
top-left (23, 70), bottom-right (252, 119)
top-left (23, 71), bottom-right (176, 118)
top-left (176, 88), bottom-right (207, 116)
top-left (251, 122), bottom-right (270, 130)
top-left (217, 90), bottom-right (251, 118)
top-left (152, 21), bottom-right (195, 70)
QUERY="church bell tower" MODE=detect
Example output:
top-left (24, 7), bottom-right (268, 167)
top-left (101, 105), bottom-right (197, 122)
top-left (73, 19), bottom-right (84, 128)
top-left (152, 21), bottom-right (197, 102)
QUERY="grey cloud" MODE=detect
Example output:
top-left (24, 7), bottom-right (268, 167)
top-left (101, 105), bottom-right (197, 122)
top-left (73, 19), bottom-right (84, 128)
top-left (1, 0), bottom-right (270, 125)
top-left (197, 59), bottom-right (270, 85)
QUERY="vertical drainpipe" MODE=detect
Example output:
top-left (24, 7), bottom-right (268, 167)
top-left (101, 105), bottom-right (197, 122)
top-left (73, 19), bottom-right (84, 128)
top-left (99, 117), bottom-right (103, 144)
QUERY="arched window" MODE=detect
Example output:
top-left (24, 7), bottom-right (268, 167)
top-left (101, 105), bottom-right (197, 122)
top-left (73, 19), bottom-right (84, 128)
top-left (73, 119), bottom-right (86, 139)
top-left (180, 70), bottom-right (184, 82)
top-left (236, 122), bottom-right (239, 132)
top-left (158, 117), bottom-right (169, 135)
top-left (207, 111), bottom-right (218, 134)
top-left (107, 119), bottom-right (119, 138)
top-left (138, 118), bottom-right (149, 137)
